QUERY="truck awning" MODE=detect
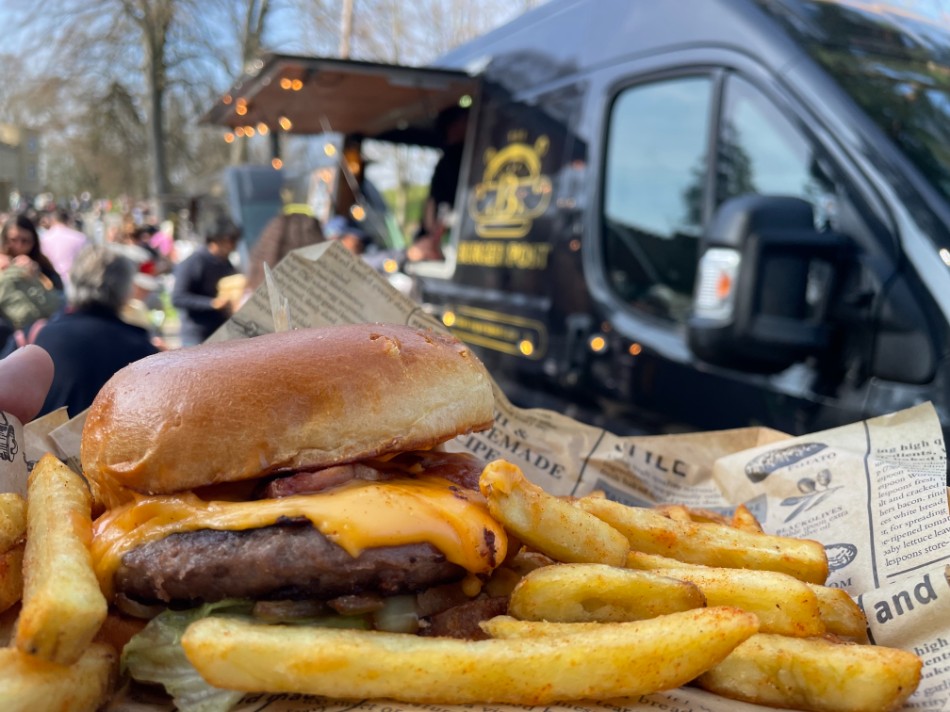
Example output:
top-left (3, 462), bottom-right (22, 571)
top-left (202, 53), bottom-right (479, 145)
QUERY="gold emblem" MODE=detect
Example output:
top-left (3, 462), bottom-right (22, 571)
top-left (469, 135), bottom-right (552, 238)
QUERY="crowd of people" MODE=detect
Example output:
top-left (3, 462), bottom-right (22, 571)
top-left (0, 106), bottom-right (469, 421)
top-left (0, 199), bottom-right (395, 420)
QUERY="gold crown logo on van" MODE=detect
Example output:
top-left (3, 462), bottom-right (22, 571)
top-left (469, 134), bottom-right (552, 238)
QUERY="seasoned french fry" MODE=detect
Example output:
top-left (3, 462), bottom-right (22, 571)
top-left (695, 633), bottom-right (921, 712)
top-left (653, 503), bottom-right (693, 523)
top-left (183, 607), bottom-right (759, 704)
top-left (731, 503), bottom-right (764, 533)
top-left (648, 566), bottom-right (823, 637)
top-left (688, 508), bottom-right (733, 525)
top-left (0, 544), bottom-right (24, 614)
top-left (480, 460), bottom-right (629, 566)
top-left (579, 495), bottom-right (829, 583)
top-left (480, 615), bottom-right (604, 638)
top-left (655, 503), bottom-right (731, 526)
top-left (0, 493), bottom-right (26, 552)
top-left (626, 550), bottom-right (866, 641)
top-left (14, 454), bottom-right (108, 665)
top-left (809, 584), bottom-right (868, 642)
top-left (508, 563), bottom-right (705, 622)
top-left (626, 549), bottom-right (685, 570)
top-left (0, 642), bottom-right (116, 712)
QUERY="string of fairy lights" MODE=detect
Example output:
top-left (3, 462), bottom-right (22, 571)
top-left (220, 77), bottom-right (302, 170)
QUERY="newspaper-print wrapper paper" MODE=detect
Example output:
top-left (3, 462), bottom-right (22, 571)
top-left (5, 241), bottom-right (948, 711)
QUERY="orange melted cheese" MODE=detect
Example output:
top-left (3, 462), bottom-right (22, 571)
top-left (91, 476), bottom-right (507, 598)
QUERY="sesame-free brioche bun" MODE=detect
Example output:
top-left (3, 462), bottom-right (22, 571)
top-left (81, 324), bottom-right (494, 506)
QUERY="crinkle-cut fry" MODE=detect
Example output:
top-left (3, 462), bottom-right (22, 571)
top-left (0, 642), bottom-right (116, 712)
top-left (183, 607), bottom-right (760, 704)
top-left (695, 633), bottom-right (921, 712)
top-left (480, 460), bottom-right (629, 566)
top-left (0, 544), bottom-right (23, 614)
top-left (14, 454), bottom-right (108, 665)
top-left (508, 563), bottom-right (705, 622)
top-left (808, 583), bottom-right (868, 643)
top-left (731, 503), bottom-right (764, 533)
top-left (647, 566), bottom-right (823, 637)
top-left (0, 493), bottom-right (25, 552)
top-left (579, 495), bottom-right (829, 583)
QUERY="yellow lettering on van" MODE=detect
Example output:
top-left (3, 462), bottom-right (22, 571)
top-left (458, 240), bottom-right (552, 270)
top-left (505, 243), bottom-right (553, 270)
top-left (458, 241), bottom-right (505, 266)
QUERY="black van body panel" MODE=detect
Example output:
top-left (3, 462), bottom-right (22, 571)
top-left (421, 0), bottom-right (950, 443)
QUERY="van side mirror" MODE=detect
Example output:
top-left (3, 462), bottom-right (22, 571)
top-left (688, 195), bottom-right (849, 374)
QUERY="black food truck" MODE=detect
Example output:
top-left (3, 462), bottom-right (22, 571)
top-left (205, 0), bottom-right (950, 466)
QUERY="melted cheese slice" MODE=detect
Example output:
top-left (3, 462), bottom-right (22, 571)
top-left (92, 476), bottom-right (507, 598)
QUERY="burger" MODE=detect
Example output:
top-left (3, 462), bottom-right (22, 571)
top-left (82, 324), bottom-right (510, 641)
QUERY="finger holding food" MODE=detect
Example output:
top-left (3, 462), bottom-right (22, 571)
top-left (0, 345), bottom-right (54, 424)
top-left (579, 494), bottom-right (829, 583)
top-left (480, 460), bottom-right (629, 566)
top-left (14, 454), bottom-right (107, 665)
top-left (695, 633), bottom-right (922, 712)
top-left (182, 606), bottom-right (760, 704)
top-left (508, 563), bottom-right (705, 622)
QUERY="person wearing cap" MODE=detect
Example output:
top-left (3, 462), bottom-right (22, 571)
top-left (171, 216), bottom-right (239, 347)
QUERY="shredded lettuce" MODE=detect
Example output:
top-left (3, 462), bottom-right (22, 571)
top-left (121, 600), bottom-right (372, 712)
top-left (121, 601), bottom-right (251, 712)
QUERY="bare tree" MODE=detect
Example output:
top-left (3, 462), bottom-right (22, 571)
top-left (1, 0), bottom-right (543, 214)
top-left (4, 0), bottom-right (279, 215)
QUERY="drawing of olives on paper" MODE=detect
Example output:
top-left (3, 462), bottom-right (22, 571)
top-left (780, 469), bottom-right (843, 523)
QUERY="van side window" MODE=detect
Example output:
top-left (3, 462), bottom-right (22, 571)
top-left (718, 75), bottom-right (836, 229)
top-left (602, 76), bottom-right (713, 322)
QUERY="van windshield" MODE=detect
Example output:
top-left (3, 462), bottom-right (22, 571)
top-left (757, 0), bottom-right (950, 204)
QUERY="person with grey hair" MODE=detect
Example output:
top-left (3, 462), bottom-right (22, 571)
top-left (32, 244), bottom-right (159, 417)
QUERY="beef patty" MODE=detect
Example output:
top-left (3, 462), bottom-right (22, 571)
top-left (115, 520), bottom-right (465, 604)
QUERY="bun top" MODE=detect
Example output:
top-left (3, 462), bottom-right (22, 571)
top-left (81, 324), bottom-right (494, 506)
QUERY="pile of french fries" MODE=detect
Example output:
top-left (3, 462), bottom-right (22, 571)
top-left (0, 454), bottom-right (924, 712)
top-left (0, 454), bottom-right (114, 711)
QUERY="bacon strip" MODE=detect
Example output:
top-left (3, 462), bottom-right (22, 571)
top-left (262, 451), bottom-right (487, 499)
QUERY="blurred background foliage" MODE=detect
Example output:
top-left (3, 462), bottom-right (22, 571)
top-left (0, 0), bottom-right (544, 218)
